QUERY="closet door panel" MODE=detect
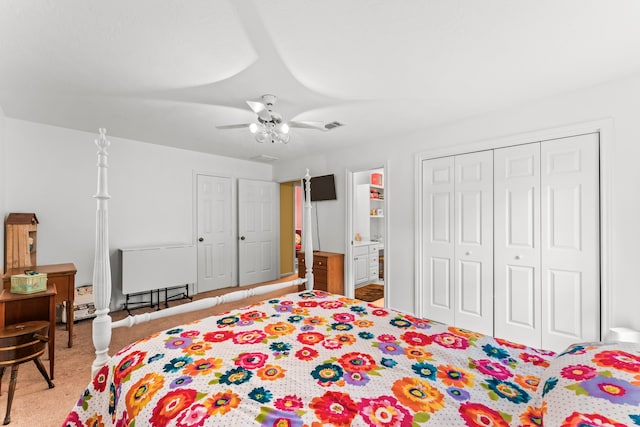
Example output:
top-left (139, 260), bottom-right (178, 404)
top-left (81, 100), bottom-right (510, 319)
top-left (422, 157), bottom-right (455, 325)
top-left (494, 143), bottom-right (541, 348)
top-left (454, 151), bottom-right (493, 335)
top-left (541, 133), bottom-right (600, 351)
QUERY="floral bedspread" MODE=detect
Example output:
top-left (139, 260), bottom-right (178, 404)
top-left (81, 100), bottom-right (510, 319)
top-left (540, 341), bottom-right (640, 426)
top-left (64, 290), bottom-right (591, 426)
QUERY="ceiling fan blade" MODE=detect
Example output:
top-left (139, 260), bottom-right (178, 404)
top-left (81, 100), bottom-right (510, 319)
top-left (246, 100), bottom-right (273, 122)
top-left (288, 120), bottom-right (328, 131)
top-left (216, 123), bottom-right (251, 130)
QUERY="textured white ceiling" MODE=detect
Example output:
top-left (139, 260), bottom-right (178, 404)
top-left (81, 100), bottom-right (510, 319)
top-left (1, 0), bottom-right (640, 161)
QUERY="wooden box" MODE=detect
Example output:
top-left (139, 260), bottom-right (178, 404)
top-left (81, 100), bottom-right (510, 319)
top-left (10, 273), bottom-right (47, 294)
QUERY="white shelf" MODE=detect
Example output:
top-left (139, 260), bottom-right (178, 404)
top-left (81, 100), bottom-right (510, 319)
top-left (370, 215), bottom-right (384, 218)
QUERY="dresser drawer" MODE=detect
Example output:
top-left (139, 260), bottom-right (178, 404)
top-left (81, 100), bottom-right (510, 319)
top-left (314, 269), bottom-right (328, 290)
top-left (314, 257), bottom-right (330, 271)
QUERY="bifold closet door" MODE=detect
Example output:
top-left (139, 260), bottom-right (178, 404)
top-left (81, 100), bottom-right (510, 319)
top-left (422, 156), bottom-right (455, 326)
top-left (494, 143), bottom-right (542, 348)
top-left (422, 152), bottom-right (493, 335)
top-left (453, 151), bottom-right (493, 335)
top-left (541, 133), bottom-right (600, 351)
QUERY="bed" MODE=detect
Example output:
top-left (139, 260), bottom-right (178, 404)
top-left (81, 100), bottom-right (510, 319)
top-left (64, 130), bottom-right (640, 426)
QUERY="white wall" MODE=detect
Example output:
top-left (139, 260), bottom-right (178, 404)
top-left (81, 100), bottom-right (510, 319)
top-left (274, 72), bottom-right (640, 333)
top-left (0, 105), bottom-right (5, 272)
top-left (4, 119), bottom-right (272, 307)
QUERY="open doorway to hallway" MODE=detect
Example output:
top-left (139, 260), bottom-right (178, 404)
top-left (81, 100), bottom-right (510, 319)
top-left (347, 166), bottom-right (387, 306)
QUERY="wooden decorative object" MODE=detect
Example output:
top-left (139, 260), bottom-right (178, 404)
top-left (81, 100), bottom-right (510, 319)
top-left (4, 213), bottom-right (39, 272)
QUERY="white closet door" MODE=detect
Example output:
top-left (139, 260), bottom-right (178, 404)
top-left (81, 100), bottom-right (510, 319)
top-left (541, 133), bottom-right (600, 351)
top-left (422, 156), bottom-right (455, 325)
top-left (454, 151), bottom-right (494, 335)
top-left (494, 143), bottom-right (542, 348)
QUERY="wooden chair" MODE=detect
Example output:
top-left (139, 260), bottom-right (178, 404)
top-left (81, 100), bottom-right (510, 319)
top-left (0, 321), bottom-right (54, 425)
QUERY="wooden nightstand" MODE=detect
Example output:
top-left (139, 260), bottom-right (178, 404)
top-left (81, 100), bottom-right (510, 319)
top-left (297, 251), bottom-right (344, 294)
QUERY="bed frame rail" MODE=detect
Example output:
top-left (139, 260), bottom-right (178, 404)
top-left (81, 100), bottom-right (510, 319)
top-left (90, 129), bottom-right (315, 375)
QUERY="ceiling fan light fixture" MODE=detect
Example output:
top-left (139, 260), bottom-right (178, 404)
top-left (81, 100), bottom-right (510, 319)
top-left (249, 123), bottom-right (259, 134)
top-left (281, 123), bottom-right (290, 134)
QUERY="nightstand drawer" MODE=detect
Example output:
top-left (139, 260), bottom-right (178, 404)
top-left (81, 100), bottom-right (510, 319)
top-left (312, 257), bottom-right (329, 271)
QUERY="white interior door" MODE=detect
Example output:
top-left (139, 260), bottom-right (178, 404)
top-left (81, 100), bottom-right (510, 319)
top-left (494, 143), bottom-right (541, 348)
top-left (197, 175), bottom-right (233, 292)
top-left (454, 151), bottom-right (494, 335)
top-left (541, 133), bottom-right (600, 350)
top-left (422, 156), bottom-right (455, 325)
top-left (238, 179), bottom-right (278, 285)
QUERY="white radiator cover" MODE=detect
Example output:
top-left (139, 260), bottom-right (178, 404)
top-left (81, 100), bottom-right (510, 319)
top-left (120, 245), bottom-right (197, 295)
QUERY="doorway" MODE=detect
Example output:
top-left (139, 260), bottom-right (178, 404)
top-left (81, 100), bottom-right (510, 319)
top-left (196, 174), bottom-right (234, 292)
top-left (346, 165), bottom-right (388, 306)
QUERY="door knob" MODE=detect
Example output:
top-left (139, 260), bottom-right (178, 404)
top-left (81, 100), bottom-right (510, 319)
top-left (515, 255), bottom-right (521, 260)
top-left (240, 236), bottom-right (246, 240)
top-left (465, 251), bottom-right (471, 256)
top-left (198, 237), bottom-right (204, 242)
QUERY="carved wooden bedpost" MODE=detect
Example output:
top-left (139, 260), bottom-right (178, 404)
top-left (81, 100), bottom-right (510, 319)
top-left (304, 169), bottom-right (314, 291)
top-left (91, 128), bottom-right (113, 376)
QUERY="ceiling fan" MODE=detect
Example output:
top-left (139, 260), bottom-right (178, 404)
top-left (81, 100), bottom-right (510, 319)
top-left (216, 94), bottom-right (342, 144)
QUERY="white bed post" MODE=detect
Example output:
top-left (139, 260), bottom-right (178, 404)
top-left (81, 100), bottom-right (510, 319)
top-left (303, 169), bottom-right (314, 291)
top-left (91, 128), bottom-right (113, 376)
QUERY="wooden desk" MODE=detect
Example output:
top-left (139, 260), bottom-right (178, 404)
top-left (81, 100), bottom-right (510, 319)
top-left (0, 284), bottom-right (56, 379)
top-left (2, 263), bottom-right (76, 348)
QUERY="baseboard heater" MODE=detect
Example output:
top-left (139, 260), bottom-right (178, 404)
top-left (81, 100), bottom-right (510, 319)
top-left (120, 245), bottom-right (197, 312)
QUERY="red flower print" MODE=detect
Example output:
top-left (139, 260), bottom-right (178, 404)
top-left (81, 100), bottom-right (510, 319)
top-left (519, 353), bottom-right (550, 368)
top-left (431, 332), bottom-right (469, 350)
top-left (298, 300), bottom-right (318, 308)
top-left (593, 350), bottom-right (640, 373)
top-left (378, 334), bottom-right (397, 342)
top-left (371, 308), bottom-right (389, 316)
top-left (358, 395), bottom-right (413, 427)
top-left (310, 391), bottom-right (358, 426)
top-left (179, 330), bottom-right (200, 338)
top-left (333, 312), bottom-right (355, 323)
top-left (233, 330), bottom-right (267, 345)
top-left (235, 352), bottom-right (268, 370)
top-left (471, 359), bottom-right (513, 380)
top-left (560, 364), bottom-right (597, 381)
top-left (560, 412), bottom-right (627, 427)
top-left (295, 346), bottom-right (319, 361)
top-left (458, 402), bottom-right (510, 427)
top-left (319, 300), bottom-right (345, 309)
top-left (274, 395), bottom-right (304, 412)
top-left (400, 331), bottom-right (430, 346)
top-left (240, 310), bottom-right (268, 321)
top-left (92, 365), bottom-right (109, 392)
top-left (494, 337), bottom-right (526, 349)
top-left (297, 331), bottom-right (325, 345)
top-left (337, 352), bottom-right (377, 372)
top-left (203, 330), bottom-right (233, 343)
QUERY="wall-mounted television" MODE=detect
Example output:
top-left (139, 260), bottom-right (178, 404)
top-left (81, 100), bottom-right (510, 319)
top-left (306, 174), bottom-right (337, 201)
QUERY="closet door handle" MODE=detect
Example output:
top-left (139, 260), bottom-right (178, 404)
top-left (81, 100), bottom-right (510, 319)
top-left (515, 255), bottom-right (521, 260)
top-left (465, 251), bottom-right (471, 256)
